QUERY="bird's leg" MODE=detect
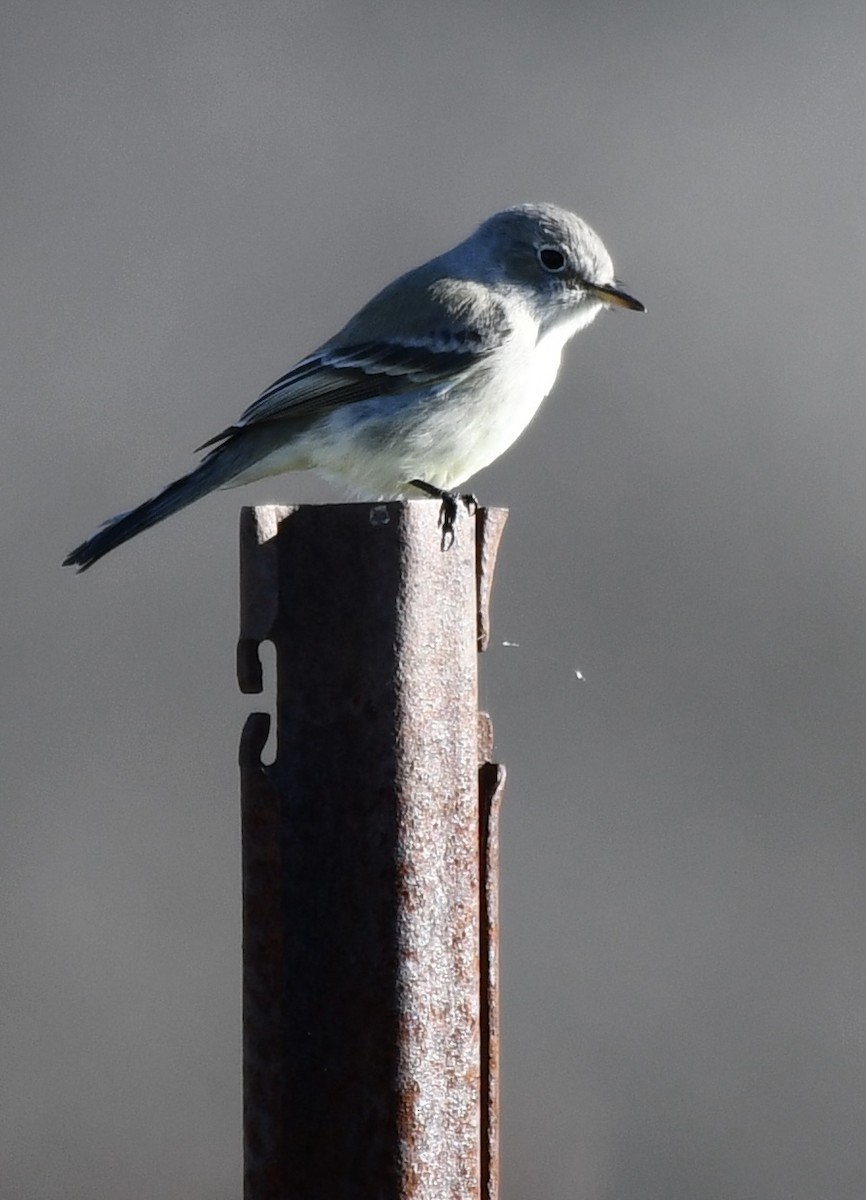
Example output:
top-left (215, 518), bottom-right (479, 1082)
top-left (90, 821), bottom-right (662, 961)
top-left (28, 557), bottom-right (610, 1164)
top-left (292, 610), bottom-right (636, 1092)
top-left (410, 480), bottom-right (478, 549)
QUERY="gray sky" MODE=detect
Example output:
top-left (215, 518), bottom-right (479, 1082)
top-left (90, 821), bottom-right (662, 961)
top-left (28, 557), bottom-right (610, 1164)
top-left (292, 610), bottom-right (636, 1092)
top-left (4, 1), bottom-right (866, 1197)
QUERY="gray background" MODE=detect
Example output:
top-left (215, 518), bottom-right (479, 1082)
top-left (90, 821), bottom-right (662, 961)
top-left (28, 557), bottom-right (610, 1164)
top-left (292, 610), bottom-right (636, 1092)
top-left (4, 1), bottom-right (866, 1197)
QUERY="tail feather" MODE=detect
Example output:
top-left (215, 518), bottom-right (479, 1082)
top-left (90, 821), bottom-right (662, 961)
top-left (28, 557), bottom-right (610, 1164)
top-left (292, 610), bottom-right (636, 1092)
top-left (63, 438), bottom-right (261, 571)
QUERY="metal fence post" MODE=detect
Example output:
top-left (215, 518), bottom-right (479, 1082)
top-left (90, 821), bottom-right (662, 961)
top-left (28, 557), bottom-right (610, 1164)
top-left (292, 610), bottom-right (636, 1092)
top-left (238, 499), bottom-right (507, 1200)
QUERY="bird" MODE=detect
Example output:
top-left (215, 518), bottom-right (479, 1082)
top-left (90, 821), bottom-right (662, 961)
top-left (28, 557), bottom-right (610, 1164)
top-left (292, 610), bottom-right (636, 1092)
top-left (63, 203), bottom-right (644, 571)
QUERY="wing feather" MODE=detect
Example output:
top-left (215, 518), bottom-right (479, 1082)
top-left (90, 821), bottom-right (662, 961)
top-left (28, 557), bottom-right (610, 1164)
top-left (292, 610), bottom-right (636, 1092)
top-left (196, 333), bottom-right (503, 452)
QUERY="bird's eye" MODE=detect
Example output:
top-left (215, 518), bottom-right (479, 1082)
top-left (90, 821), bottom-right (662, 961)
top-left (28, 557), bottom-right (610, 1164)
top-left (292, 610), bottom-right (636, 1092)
top-left (538, 245), bottom-right (567, 273)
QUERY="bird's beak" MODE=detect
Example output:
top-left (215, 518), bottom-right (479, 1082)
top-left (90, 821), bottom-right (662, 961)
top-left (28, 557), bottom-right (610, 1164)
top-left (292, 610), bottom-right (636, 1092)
top-left (592, 282), bottom-right (645, 312)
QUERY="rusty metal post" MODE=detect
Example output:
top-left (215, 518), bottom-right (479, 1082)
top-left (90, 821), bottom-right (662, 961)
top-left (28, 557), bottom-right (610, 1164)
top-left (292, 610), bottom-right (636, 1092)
top-left (238, 499), bottom-right (506, 1200)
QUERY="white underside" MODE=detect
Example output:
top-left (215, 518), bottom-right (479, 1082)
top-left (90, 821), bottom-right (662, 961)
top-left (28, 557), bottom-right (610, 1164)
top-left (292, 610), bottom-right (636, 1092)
top-left (225, 301), bottom-right (602, 496)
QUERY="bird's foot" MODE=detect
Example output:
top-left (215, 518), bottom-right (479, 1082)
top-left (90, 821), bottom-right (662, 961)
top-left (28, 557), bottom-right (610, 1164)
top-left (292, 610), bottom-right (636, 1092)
top-left (410, 480), bottom-right (478, 549)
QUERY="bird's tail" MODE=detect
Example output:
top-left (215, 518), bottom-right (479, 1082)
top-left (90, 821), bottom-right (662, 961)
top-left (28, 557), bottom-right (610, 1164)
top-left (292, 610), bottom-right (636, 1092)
top-left (63, 436), bottom-right (264, 572)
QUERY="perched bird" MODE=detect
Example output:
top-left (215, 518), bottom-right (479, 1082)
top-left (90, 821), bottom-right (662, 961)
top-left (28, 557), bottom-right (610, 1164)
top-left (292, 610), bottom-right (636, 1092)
top-left (64, 203), bottom-right (643, 571)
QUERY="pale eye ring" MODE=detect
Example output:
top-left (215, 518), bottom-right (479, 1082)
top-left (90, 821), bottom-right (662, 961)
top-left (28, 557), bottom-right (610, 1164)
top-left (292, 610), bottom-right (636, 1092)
top-left (537, 245), bottom-right (567, 273)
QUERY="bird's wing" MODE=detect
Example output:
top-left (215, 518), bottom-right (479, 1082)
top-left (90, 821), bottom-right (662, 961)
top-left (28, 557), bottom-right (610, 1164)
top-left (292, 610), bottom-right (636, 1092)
top-left (196, 326), bottom-right (510, 452)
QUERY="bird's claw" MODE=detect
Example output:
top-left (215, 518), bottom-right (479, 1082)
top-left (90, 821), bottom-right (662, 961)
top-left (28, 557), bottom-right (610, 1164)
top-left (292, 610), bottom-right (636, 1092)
top-left (410, 479), bottom-right (478, 549)
top-left (438, 492), bottom-right (478, 550)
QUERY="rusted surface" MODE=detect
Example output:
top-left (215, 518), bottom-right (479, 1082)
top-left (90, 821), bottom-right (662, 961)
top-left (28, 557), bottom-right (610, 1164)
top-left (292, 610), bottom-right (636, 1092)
top-left (477, 713), bottom-right (505, 1200)
top-left (475, 507), bottom-right (508, 652)
top-left (479, 757), bottom-right (505, 1200)
top-left (239, 499), bottom-right (507, 1200)
top-left (239, 711), bottom-right (285, 1198)
top-left (237, 504), bottom-right (294, 694)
